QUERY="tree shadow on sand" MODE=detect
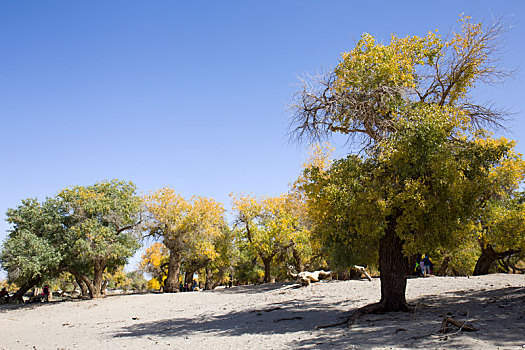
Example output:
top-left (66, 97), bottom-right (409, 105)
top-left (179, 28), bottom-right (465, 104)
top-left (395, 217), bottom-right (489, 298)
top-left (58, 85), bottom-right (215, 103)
top-left (210, 282), bottom-right (298, 295)
top-left (293, 286), bottom-right (525, 349)
top-left (114, 286), bottom-right (525, 349)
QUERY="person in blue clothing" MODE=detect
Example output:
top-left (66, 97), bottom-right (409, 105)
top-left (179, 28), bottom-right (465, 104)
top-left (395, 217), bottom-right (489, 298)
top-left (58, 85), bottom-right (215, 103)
top-left (422, 255), bottom-right (432, 276)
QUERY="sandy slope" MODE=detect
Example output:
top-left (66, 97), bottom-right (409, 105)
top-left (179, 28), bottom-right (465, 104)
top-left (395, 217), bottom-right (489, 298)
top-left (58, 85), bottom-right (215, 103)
top-left (0, 273), bottom-right (524, 349)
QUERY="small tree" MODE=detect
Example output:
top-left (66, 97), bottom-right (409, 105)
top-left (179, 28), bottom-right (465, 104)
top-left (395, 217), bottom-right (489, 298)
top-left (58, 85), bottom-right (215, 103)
top-left (140, 242), bottom-right (170, 288)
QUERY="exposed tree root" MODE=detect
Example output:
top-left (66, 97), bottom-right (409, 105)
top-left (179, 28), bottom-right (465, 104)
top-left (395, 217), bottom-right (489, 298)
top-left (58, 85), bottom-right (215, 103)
top-left (440, 317), bottom-right (478, 333)
top-left (315, 302), bottom-right (388, 329)
top-left (315, 300), bottom-right (415, 329)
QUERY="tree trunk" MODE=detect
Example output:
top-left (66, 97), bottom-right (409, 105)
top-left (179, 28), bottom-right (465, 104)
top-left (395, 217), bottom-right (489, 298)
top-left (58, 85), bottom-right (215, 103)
top-left (101, 281), bottom-right (107, 296)
top-left (89, 260), bottom-right (106, 298)
top-left (436, 256), bottom-right (450, 276)
top-left (212, 266), bottom-right (226, 289)
top-left (205, 265), bottom-right (213, 290)
top-left (473, 245), bottom-right (518, 276)
top-left (292, 247), bottom-right (304, 272)
top-left (262, 256), bottom-right (272, 283)
top-left (164, 250), bottom-right (181, 292)
top-left (9, 276), bottom-right (41, 303)
top-left (75, 276), bottom-right (89, 297)
top-left (378, 218), bottom-right (410, 311)
top-left (184, 269), bottom-right (194, 285)
top-left (474, 245), bottom-right (498, 275)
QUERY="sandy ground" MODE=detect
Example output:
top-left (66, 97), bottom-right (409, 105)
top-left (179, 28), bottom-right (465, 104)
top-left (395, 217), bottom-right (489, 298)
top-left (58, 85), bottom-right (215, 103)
top-left (0, 273), bottom-right (524, 349)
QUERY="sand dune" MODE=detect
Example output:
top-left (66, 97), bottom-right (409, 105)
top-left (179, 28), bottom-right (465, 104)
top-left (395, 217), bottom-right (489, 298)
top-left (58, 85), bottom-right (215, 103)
top-left (1, 273), bottom-right (524, 349)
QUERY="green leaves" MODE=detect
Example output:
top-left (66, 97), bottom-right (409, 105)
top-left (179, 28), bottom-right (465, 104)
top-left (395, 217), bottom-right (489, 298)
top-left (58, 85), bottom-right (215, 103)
top-left (1, 179), bottom-right (142, 290)
top-left (58, 180), bottom-right (142, 265)
top-left (302, 112), bottom-right (522, 269)
top-left (1, 198), bottom-right (66, 283)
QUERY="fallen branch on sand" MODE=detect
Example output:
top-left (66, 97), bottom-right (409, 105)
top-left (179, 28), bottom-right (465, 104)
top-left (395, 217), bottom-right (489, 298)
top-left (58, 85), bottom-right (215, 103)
top-left (440, 317), bottom-right (477, 333)
top-left (351, 265), bottom-right (372, 281)
top-left (288, 266), bottom-right (331, 286)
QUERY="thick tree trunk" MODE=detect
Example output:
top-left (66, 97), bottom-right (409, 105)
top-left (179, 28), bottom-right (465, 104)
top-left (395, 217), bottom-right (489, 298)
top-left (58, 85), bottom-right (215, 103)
top-left (378, 218), bottom-right (410, 312)
top-left (205, 265), bottom-right (213, 290)
top-left (473, 245), bottom-right (498, 275)
top-left (436, 256), bottom-right (450, 276)
top-left (89, 260), bottom-right (106, 298)
top-left (165, 252), bottom-right (181, 293)
top-left (9, 276), bottom-right (41, 303)
top-left (164, 250), bottom-right (181, 292)
top-left (212, 266), bottom-right (226, 289)
top-left (262, 257), bottom-right (272, 283)
top-left (473, 245), bottom-right (519, 276)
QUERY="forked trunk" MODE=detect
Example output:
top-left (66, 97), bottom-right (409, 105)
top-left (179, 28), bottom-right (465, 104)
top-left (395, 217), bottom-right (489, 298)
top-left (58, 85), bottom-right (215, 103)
top-left (473, 244), bottom-right (518, 276)
top-left (378, 218), bottom-right (410, 312)
top-left (474, 245), bottom-right (498, 275)
top-left (164, 250), bottom-right (181, 292)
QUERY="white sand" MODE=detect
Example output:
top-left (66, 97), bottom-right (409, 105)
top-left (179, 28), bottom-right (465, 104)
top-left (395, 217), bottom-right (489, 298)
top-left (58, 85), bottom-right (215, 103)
top-left (1, 273), bottom-right (524, 349)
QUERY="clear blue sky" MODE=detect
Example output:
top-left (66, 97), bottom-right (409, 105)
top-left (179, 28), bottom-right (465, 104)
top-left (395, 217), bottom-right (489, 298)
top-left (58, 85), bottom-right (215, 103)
top-left (1, 1), bottom-right (524, 273)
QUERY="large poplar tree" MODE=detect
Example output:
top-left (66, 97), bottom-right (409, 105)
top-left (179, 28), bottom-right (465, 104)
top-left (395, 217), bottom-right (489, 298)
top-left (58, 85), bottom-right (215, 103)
top-left (144, 188), bottom-right (225, 292)
top-left (291, 16), bottom-right (517, 313)
top-left (58, 179), bottom-right (142, 298)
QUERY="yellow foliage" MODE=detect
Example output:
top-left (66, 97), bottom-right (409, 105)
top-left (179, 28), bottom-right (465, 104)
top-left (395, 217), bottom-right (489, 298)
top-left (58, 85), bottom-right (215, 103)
top-left (232, 193), bottom-right (310, 259)
top-left (144, 188), bottom-right (226, 263)
top-left (147, 277), bottom-right (165, 291)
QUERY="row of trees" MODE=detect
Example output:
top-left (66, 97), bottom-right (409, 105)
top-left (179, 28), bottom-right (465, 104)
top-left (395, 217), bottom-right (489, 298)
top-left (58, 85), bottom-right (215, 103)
top-left (0, 180), bottom-right (142, 301)
top-left (0, 179), bottom-right (323, 300)
top-left (2, 147), bottom-right (523, 303)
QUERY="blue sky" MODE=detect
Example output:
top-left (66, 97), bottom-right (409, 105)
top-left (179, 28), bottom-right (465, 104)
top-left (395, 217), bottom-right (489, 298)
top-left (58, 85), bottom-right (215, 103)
top-left (1, 1), bottom-right (524, 273)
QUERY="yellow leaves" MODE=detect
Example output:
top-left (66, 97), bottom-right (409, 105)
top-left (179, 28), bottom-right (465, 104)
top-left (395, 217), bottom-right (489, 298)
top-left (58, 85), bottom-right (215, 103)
top-left (232, 193), bottom-right (310, 257)
top-left (144, 188), bottom-right (226, 262)
top-left (335, 28), bottom-right (444, 94)
top-left (144, 188), bottom-right (190, 232)
top-left (140, 242), bottom-right (169, 270)
top-left (147, 277), bottom-right (165, 290)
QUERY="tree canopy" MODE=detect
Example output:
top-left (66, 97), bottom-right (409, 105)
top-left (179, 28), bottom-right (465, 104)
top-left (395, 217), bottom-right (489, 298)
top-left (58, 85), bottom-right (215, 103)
top-left (144, 188), bottom-right (225, 292)
top-left (292, 16), bottom-right (520, 312)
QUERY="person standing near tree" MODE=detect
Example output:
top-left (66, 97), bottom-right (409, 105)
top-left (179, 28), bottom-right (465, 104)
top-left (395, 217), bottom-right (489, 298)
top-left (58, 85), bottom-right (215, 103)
top-left (423, 255), bottom-right (432, 276)
top-left (420, 256), bottom-right (426, 277)
top-left (0, 287), bottom-right (8, 302)
top-left (42, 285), bottom-right (50, 302)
